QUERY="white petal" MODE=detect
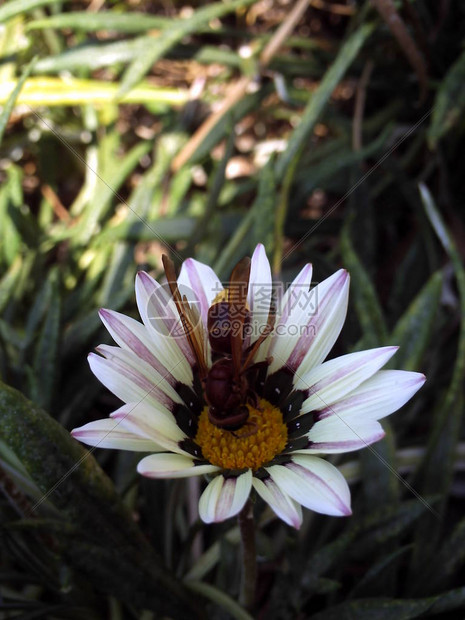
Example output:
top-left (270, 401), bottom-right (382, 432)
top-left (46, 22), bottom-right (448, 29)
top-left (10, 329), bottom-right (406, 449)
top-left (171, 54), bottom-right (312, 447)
top-left (71, 416), bottom-right (163, 451)
top-left (268, 264), bottom-right (312, 373)
top-left (88, 351), bottom-right (178, 410)
top-left (96, 345), bottom-right (182, 406)
top-left (137, 453), bottom-right (219, 478)
top-left (247, 244), bottom-right (273, 346)
top-left (99, 308), bottom-right (193, 387)
top-left (296, 416), bottom-right (385, 454)
top-left (297, 346), bottom-right (398, 412)
top-left (135, 271), bottom-right (196, 367)
top-left (266, 456), bottom-right (351, 517)
top-left (199, 470), bottom-right (252, 523)
top-left (269, 269), bottom-right (349, 374)
top-left (293, 270), bottom-right (350, 374)
top-left (178, 258), bottom-right (223, 328)
top-left (315, 370), bottom-right (426, 422)
top-left (110, 400), bottom-right (187, 455)
top-left (252, 476), bottom-right (302, 528)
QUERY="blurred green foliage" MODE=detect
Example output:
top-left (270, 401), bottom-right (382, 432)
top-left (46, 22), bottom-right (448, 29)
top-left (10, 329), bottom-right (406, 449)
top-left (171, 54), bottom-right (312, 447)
top-left (0, 0), bottom-right (465, 618)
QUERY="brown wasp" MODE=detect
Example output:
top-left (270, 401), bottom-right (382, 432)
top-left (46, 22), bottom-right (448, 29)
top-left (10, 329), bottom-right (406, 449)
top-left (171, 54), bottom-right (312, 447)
top-left (162, 255), bottom-right (274, 432)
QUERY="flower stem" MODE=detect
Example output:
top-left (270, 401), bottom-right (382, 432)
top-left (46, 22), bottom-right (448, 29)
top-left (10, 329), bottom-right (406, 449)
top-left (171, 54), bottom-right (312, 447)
top-left (238, 499), bottom-right (256, 611)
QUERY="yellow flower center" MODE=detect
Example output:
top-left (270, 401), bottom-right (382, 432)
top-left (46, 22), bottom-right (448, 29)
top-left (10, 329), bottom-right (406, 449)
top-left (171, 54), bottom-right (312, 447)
top-left (195, 398), bottom-right (288, 471)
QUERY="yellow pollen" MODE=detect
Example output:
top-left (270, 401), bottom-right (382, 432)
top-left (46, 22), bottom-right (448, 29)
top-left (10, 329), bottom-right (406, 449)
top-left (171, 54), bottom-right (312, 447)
top-left (195, 399), bottom-right (288, 471)
top-left (211, 288), bottom-right (250, 309)
top-left (211, 289), bottom-right (229, 304)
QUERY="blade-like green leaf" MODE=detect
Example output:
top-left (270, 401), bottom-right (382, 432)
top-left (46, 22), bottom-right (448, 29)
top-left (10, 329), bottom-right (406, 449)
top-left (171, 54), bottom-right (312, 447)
top-left (34, 37), bottom-right (152, 73)
top-left (389, 271), bottom-right (442, 371)
top-left (300, 499), bottom-right (430, 597)
top-left (341, 222), bottom-right (388, 346)
top-left (0, 77), bottom-right (188, 108)
top-left (0, 58), bottom-right (36, 144)
top-left (418, 185), bottom-right (465, 474)
top-left (0, 257), bottom-right (23, 315)
top-left (31, 269), bottom-right (61, 411)
top-left (409, 185), bottom-right (465, 579)
top-left (251, 157), bottom-right (276, 256)
top-left (118, 0), bottom-right (257, 97)
top-left (309, 597), bottom-right (432, 620)
top-left (276, 23), bottom-right (375, 178)
top-left (185, 126), bottom-right (235, 257)
top-left (360, 423), bottom-right (398, 512)
top-left (27, 11), bottom-right (170, 33)
top-left (0, 0), bottom-right (66, 23)
top-left (423, 517), bottom-right (465, 592)
top-left (428, 47), bottom-right (465, 147)
top-left (310, 588), bottom-right (465, 619)
top-left (0, 381), bottom-right (200, 617)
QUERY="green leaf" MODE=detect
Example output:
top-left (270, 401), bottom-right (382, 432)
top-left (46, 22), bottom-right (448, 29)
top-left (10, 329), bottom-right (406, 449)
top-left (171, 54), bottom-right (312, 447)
top-left (349, 545), bottom-right (412, 598)
top-left (341, 222), bottom-right (388, 346)
top-left (31, 269), bottom-right (61, 411)
top-left (0, 381), bottom-right (200, 617)
top-left (251, 157), bottom-right (277, 256)
top-left (118, 0), bottom-right (257, 97)
top-left (0, 257), bottom-right (23, 314)
top-left (27, 11), bottom-right (170, 33)
top-left (97, 242), bottom-right (135, 308)
top-left (310, 589), bottom-right (465, 619)
top-left (184, 126), bottom-right (235, 256)
top-left (0, 58), bottom-right (36, 144)
top-left (0, 0), bottom-right (66, 23)
top-left (428, 47), bottom-right (465, 147)
top-left (409, 185), bottom-right (465, 579)
top-left (300, 499), bottom-right (431, 595)
top-left (75, 139), bottom-right (152, 244)
top-left (309, 597), bottom-right (433, 620)
top-left (360, 423), bottom-right (398, 512)
top-left (0, 77), bottom-right (188, 108)
top-left (276, 23), bottom-right (375, 178)
top-left (423, 517), bottom-right (465, 592)
top-left (417, 185), bottom-right (465, 479)
top-left (34, 37), bottom-right (153, 73)
top-left (187, 581), bottom-right (253, 620)
top-left (389, 271), bottom-right (443, 371)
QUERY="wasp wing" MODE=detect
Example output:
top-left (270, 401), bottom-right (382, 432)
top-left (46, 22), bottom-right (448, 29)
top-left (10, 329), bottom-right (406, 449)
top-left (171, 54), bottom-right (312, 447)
top-left (228, 256), bottom-right (251, 377)
top-left (242, 297), bottom-right (275, 371)
top-left (162, 255), bottom-right (209, 379)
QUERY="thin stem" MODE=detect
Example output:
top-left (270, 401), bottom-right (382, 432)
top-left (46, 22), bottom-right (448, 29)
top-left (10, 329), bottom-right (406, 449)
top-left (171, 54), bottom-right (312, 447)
top-left (238, 499), bottom-right (256, 611)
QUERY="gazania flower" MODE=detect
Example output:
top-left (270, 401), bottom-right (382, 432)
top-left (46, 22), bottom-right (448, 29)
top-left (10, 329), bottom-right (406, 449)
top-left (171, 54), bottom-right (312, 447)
top-left (72, 245), bottom-right (425, 529)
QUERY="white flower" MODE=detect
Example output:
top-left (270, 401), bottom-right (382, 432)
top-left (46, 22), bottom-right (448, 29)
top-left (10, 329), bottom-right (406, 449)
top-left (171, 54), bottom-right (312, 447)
top-left (72, 244), bottom-right (425, 529)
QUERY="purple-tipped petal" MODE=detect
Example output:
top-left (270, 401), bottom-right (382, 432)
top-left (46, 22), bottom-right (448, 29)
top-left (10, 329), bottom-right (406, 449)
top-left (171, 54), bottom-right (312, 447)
top-left (315, 370), bottom-right (426, 422)
top-left (99, 308), bottom-right (192, 386)
top-left (135, 271), bottom-right (195, 367)
top-left (252, 476), bottom-right (303, 528)
top-left (178, 258), bottom-right (223, 328)
top-left (71, 414), bottom-right (163, 452)
top-left (96, 344), bottom-right (182, 404)
top-left (137, 453), bottom-right (220, 478)
top-left (266, 455), bottom-right (352, 517)
top-left (296, 417), bottom-right (385, 454)
top-left (297, 346), bottom-right (399, 412)
top-left (247, 244), bottom-right (273, 347)
top-left (268, 263), bottom-right (313, 373)
top-left (88, 350), bottom-right (179, 410)
top-left (269, 269), bottom-right (349, 374)
top-left (199, 470), bottom-right (252, 523)
top-left (110, 400), bottom-right (186, 455)
top-left (291, 269), bottom-right (350, 373)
